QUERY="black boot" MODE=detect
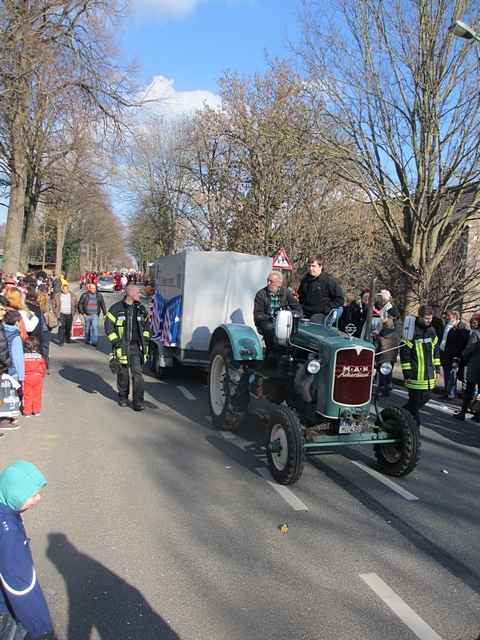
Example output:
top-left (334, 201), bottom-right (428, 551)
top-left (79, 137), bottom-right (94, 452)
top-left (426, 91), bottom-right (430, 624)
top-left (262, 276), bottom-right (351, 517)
top-left (454, 412), bottom-right (465, 421)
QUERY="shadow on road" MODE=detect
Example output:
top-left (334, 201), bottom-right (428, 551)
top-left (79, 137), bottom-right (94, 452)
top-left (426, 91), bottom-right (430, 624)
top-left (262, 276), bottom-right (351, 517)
top-left (58, 365), bottom-right (118, 401)
top-left (384, 391), bottom-right (480, 450)
top-left (47, 533), bottom-right (179, 640)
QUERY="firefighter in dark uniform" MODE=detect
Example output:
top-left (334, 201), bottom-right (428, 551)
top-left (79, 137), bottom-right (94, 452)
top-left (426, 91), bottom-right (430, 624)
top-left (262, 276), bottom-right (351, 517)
top-left (104, 285), bottom-right (151, 411)
top-left (400, 304), bottom-right (441, 425)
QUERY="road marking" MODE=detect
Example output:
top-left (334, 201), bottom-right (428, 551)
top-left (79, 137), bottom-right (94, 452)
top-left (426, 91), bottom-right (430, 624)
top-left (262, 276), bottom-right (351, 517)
top-left (177, 386), bottom-right (196, 401)
top-left (256, 467), bottom-right (308, 511)
top-left (351, 461), bottom-right (419, 501)
top-left (219, 431), bottom-right (252, 451)
top-left (360, 573), bottom-right (443, 640)
top-left (220, 431), bottom-right (236, 439)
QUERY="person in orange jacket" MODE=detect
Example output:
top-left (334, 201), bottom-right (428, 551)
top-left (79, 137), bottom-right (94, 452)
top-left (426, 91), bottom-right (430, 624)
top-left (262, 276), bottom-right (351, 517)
top-left (23, 336), bottom-right (47, 417)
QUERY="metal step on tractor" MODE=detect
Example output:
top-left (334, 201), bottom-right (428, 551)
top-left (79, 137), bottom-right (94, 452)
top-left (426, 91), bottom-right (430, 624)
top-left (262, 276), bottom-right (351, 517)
top-left (208, 309), bottom-right (419, 485)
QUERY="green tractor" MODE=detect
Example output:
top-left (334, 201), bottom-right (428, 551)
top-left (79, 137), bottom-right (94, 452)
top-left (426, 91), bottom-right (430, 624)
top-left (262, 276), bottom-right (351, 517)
top-left (208, 310), bottom-right (419, 485)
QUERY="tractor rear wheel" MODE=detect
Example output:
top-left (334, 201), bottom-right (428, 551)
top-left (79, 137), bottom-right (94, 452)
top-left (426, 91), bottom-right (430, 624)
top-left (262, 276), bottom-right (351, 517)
top-left (266, 406), bottom-right (305, 485)
top-left (374, 407), bottom-right (420, 477)
top-left (208, 340), bottom-right (247, 431)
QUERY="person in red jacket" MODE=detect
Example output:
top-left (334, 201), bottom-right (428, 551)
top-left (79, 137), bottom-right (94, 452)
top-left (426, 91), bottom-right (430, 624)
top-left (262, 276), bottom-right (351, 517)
top-left (22, 337), bottom-right (46, 417)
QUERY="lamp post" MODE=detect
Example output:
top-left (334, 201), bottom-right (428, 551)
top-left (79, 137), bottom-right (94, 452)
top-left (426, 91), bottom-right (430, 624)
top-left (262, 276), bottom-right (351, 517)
top-left (449, 20), bottom-right (480, 43)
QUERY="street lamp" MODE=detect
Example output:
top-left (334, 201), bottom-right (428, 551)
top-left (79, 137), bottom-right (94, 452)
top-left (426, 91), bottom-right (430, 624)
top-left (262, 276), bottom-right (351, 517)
top-left (449, 20), bottom-right (480, 43)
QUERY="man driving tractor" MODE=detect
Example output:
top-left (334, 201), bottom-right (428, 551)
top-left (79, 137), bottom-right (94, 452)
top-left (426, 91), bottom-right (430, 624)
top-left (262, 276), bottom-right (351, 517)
top-left (254, 271), bottom-right (302, 351)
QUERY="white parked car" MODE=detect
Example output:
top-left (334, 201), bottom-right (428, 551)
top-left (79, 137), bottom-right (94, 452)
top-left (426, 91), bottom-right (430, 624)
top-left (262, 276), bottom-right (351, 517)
top-left (97, 276), bottom-right (115, 293)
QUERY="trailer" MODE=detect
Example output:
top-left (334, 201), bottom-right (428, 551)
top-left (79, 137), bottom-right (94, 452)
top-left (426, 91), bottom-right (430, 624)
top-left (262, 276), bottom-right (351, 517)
top-left (147, 251), bottom-right (272, 376)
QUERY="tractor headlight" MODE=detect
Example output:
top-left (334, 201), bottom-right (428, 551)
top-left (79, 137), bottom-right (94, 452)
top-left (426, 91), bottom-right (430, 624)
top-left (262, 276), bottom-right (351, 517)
top-left (379, 362), bottom-right (393, 376)
top-left (307, 359), bottom-right (321, 375)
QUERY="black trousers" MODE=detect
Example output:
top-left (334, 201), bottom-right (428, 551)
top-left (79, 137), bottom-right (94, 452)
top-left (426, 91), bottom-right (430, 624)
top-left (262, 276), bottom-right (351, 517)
top-left (404, 389), bottom-right (431, 426)
top-left (378, 371), bottom-right (393, 395)
top-left (460, 381), bottom-right (477, 415)
top-left (117, 344), bottom-right (144, 406)
top-left (257, 320), bottom-right (275, 352)
top-left (58, 313), bottom-right (73, 344)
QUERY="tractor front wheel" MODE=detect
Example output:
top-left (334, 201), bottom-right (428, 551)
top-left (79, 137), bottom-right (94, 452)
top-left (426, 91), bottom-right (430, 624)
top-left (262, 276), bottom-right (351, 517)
top-left (374, 407), bottom-right (420, 477)
top-left (266, 407), bottom-right (305, 485)
top-left (208, 340), bottom-right (247, 431)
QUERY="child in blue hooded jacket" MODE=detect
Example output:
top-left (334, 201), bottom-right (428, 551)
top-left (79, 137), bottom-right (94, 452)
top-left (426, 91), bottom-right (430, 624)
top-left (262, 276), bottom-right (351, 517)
top-left (0, 461), bottom-right (54, 640)
top-left (3, 310), bottom-right (24, 383)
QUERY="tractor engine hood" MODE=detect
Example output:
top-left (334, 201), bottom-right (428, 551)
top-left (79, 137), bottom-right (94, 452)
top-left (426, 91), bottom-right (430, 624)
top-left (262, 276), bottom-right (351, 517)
top-left (292, 321), bottom-right (375, 419)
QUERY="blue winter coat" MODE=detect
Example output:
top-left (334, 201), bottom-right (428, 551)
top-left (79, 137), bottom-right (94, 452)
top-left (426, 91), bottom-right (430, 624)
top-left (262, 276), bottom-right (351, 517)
top-left (4, 324), bottom-right (24, 381)
top-left (0, 461), bottom-right (53, 638)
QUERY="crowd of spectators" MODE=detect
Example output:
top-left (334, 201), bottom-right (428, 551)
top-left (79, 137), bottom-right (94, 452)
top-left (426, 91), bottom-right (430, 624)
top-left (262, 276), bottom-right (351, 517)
top-left (339, 287), bottom-right (480, 419)
top-left (0, 271), bottom-right (69, 429)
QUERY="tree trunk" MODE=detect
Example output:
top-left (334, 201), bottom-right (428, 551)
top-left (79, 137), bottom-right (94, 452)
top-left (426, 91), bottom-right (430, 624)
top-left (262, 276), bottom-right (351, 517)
top-left (3, 122), bottom-right (28, 275)
top-left (403, 265), bottom-right (435, 314)
top-left (55, 215), bottom-right (67, 274)
top-left (404, 287), bottom-right (419, 315)
top-left (42, 220), bottom-right (47, 270)
top-left (21, 170), bottom-right (41, 270)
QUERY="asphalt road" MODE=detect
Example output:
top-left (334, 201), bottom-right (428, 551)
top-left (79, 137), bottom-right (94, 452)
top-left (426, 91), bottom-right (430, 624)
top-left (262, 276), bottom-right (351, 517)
top-left (1, 291), bottom-right (479, 640)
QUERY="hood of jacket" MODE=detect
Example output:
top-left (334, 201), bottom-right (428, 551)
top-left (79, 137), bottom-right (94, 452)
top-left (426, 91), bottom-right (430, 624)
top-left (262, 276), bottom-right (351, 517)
top-left (0, 460), bottom-right (46, 511)
top-left (3, 324), bottom-right (20, 338)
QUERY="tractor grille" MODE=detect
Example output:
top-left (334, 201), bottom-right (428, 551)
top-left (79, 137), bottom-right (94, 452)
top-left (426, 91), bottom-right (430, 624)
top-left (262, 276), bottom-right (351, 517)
top-left (333, 348), bottom-right (374, 406)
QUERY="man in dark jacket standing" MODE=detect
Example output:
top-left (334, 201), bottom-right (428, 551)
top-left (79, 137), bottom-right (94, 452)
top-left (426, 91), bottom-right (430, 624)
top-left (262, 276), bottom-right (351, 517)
top-left (298, 256), bottom-right (344, 322)
top-left (438, 309), bottom-right (469, 400)
top-left (400, 305), bottom-right (441, 426)
top-left (254, 271), bottom-right (302, 350)
top-left (104, 285), bottom-right (151, 411)
top-left (455, 313), bottom-right (480, 422)
top-left (78, 283), bottom-right (107, 347)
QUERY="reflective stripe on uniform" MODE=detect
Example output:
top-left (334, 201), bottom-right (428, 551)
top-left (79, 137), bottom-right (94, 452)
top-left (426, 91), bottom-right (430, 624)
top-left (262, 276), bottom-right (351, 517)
top-left (106, 312), bottom-right (116, 323)
top-left (107, 332), bottom-right (118, 342)
top-left (0, 569), bottom-right (36, 596)
top-left (401, 363), bottom-right (412, 370)
top-left (406, 379), bottom-right (436, 390)
top-left (415, 340), bottom-right (424, 383)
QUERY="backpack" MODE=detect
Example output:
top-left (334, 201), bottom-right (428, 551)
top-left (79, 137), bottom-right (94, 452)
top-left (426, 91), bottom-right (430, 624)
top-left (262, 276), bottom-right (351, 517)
top-left (44, 300), bottom-right (58, 330)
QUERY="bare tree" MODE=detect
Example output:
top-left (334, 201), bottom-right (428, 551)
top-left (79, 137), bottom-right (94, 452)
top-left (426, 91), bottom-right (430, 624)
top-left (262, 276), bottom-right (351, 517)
top-left (0, 0), bottom-right (134, 274)
top-left (300, 0), bottom-right (480, 310)
top-left (122, 117), bottom-right (190, 257)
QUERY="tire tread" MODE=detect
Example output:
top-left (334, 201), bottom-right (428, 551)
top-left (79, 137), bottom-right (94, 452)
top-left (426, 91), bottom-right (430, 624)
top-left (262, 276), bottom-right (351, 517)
top-left (374, 406), bottom-right (420, 477)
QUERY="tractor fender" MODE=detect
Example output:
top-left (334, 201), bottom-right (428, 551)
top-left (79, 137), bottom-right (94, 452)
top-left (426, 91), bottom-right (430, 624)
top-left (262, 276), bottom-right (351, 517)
top-left (209, 325), bottom-right (264, 362)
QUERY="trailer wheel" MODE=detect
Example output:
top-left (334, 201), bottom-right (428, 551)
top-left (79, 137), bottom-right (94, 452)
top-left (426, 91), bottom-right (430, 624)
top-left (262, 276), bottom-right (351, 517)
top-left (374, 407), bottom-right (420, 477)
top-left (266, 406), bottom-right (305, 485)
top-left (147, 342), bottom-right (166, 379)
top-left (208, 340), bottom-right (247, 431)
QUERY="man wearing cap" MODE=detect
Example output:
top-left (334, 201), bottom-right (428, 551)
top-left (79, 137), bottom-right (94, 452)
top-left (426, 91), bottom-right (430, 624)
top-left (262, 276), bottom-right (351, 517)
top-left (0, 460), bottom-right (55, 639)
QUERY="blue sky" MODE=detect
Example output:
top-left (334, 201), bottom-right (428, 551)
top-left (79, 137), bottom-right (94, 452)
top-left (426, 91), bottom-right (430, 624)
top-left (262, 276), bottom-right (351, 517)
top-left (121, 0), bottom-right (301, 99)
top-left (1, 1), bottom-right (302, 224)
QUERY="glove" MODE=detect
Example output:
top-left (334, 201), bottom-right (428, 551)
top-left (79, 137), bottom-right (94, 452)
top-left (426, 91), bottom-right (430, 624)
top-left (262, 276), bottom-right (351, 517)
top-left (109, 354), bottom-right (120, 374)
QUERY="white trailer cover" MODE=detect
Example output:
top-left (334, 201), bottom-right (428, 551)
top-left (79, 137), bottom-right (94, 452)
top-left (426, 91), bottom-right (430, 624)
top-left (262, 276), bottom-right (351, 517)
top-left (151, 251), bottom-right (273, 358)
